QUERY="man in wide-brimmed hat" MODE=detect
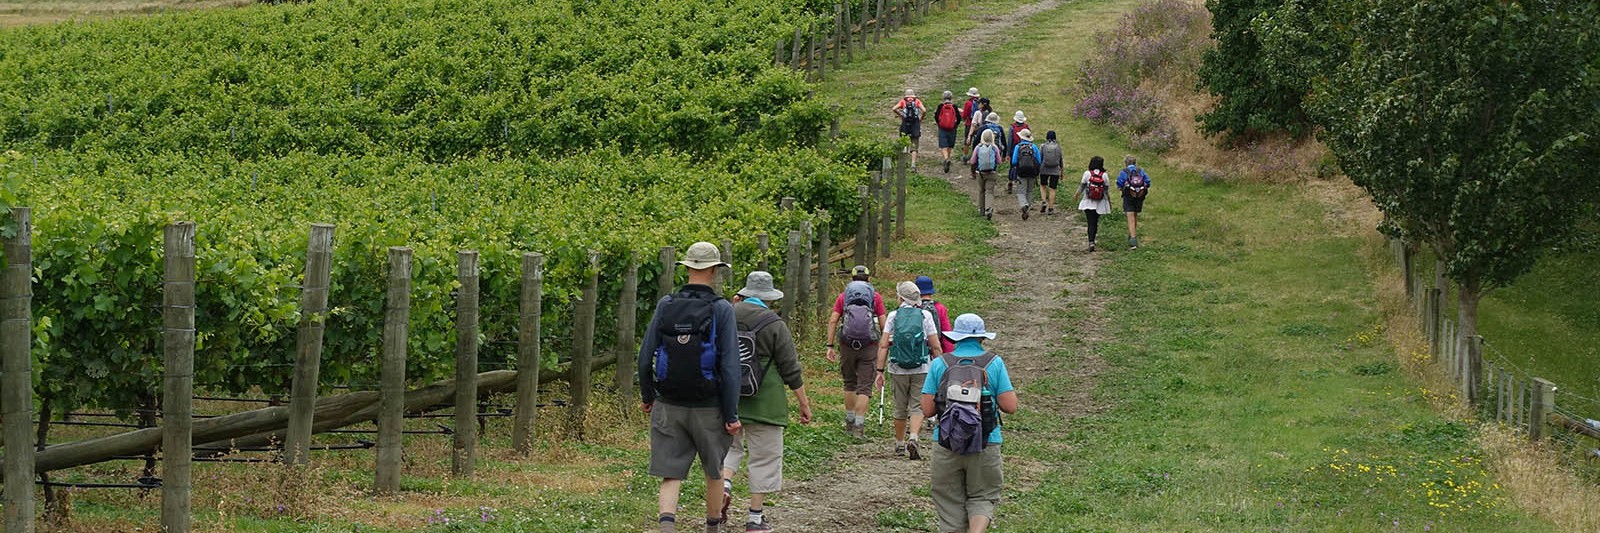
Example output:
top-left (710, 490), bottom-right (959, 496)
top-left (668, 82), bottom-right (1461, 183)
top-left (639, 241), bottom-right (741, 532)
top-left (920, 314), bottom-right (1018, 533)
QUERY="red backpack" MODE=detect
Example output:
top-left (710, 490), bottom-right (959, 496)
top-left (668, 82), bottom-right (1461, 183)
top-left (1087, 170), bottom-right (1108, 201)
top-left (936, 102), bottom-right (960, 130)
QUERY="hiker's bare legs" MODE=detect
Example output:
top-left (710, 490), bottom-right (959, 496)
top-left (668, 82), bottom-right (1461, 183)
top-left (968, 515), bottom-right (992, 532)
top-left (704, 474), bottom-right (723, 522)
top-left (659, 478), bottom-right (682, 516)
top-left (1126, 211), bottom-right (1138, 240)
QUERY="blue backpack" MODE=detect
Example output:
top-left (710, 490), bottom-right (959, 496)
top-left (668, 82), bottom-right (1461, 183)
top-left (653, 289), bottom-right (723, 402)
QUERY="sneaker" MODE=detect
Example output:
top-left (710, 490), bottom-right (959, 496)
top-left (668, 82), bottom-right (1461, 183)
top-left (943, 159), bottom-right (952, 173)
top-left (705, 519), bottom-right (723, 533)
top-left (1087, 242), bottom-right (1096, 253)
top-left (851, 422), bottom-right (866, 440)
top-left (1006, 182), bottom-right (1014, 194)
top-left (744, 518), bottom-right (774, 532)
top-left (719, 481), bottom-right (733, 522)
top-left (660, 517), bottom-right (678, 533)
top-left (895, 443), bottom-right (907, 456)
top-left (1129, 237), bottom-right (1139, 250)
top-left (983, 207), bottom-right (994, 220)
top-left (1022, 205), bottom-right (1030, 221)
top-left (906, 439), bottom-right (921, 460)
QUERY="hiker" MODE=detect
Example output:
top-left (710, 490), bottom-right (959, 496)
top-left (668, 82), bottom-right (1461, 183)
top-left (968, 129), bottom-right (1002, 220)
top-left (873, 281), bottom-right (944, 461)
top-left (825, 265), bottom-right (887, 439)
top-left (966, 98), bottom-right (995, 164)
top-left (920, 313), bottom-right (1018, 533)
top-left (1005, 111), bottom-right (1030, 195)
top-left (1037, 131), bottom-right (1065, 215)
top-left (1116, 155), bottom-right (1151, 250)
top-left (638, 241), bottom-right (742, 533)
top-left (914, 275), bottom-right (955, 355)
top-left (720, 272), bottom-right (813, 533)
top-left (960, 88), bottom-right (982, 152)
top-left (892, 89), bottom-right (927, 170)
top-left (934, 91), bottom-right (964, 174)
top-left (1009, 129), bottom-right (1041, 221)
top-left (1073, 156), bottom-right (1113, 252)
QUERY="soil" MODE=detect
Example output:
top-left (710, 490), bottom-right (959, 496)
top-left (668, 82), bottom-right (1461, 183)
top-left (775, 1), bottom-right (1112, 530)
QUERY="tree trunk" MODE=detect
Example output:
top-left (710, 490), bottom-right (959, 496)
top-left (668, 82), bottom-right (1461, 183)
top-left (1457, 282), bottom-right (1483, 405)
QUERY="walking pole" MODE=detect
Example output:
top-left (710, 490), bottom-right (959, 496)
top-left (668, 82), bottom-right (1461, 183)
top-left (877, 383), bottom-right (885, 426)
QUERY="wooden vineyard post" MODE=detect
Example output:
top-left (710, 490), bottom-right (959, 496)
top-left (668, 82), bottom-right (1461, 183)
top-left (864, 177), bottom-right (878, 271)
top-left (286, 223), bottom-right (335, 466)
top-left (810, 24), bottom-right (824, 81)
top-left (1463, 335), bottom-right (1483, 406)
top-left (874, 0), bottom-right (885, 44)
top-left (774, 38), bottom-right (784, 67)
top-left (783, 231), bottom-right (802, 318)
top-left (2, 208), bottom-right (34, 533)
top-left (1530, 378), bottom-right (1555, 441)
top-left (720, 239), bottom-right (735, 295)
top-left (161, 222), bottom-right (197, 533)
top-left (615, 253), bottom-right (639, 407)
top-left (896, 149), bottom-right (908, 239)
top-left (880, 165), bottom-right (893, 259)
top-left (798, 221), bottom-right (813, 324)
top-left (831, 104), bottom-right (843, 139)
top-left (757, 233), bottom-right (771, 273)
top-left (452, 251), bottom-right (481, 477)
top-left (658, 246), bottom-right (676, 300)
top-left (815, 210), bottom-right (832, 319)
top-left (512, 253), bottom-right (544, 454)
top-left (791, 27), bottom-right (804, 72)
top-left (842, 4), bottom-right (855, 61)
top-left (860, 0), bottom-right (871, 50)
top-left (832, 5), bottom-right (843, 68)
top-left (375, 247), bottom-right (412, 494)
top-left (855, 185), bottom-right (871, 270)
top-left (568, 251), bottom-right (601, 440)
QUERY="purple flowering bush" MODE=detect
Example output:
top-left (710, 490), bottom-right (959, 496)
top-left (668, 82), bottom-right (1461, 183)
top-left (1073, 0), bottom-right (1211, 153)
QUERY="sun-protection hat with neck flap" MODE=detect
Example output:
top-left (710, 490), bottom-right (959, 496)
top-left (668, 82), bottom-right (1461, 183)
top-left (942, 313), bottom-right (996, 341)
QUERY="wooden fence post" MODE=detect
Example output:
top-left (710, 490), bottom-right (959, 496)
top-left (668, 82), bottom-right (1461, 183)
top-left (896, 149), bottom-right (908, 239)
top-left (375, 247), bottom-right (412, 493)
top-left (855, 186), bottom-right (871, 271)
top-left (721, 239), bottom-right (735, 296)
top-left (832, 5), bottom-right (844, 67)
top-left (798, 221), bottom-right (813, 324)
top-left (1463, 335), bottom-right (1483, 406)
top-left (757, 233), bottom-right (771, 273)
top-left (2, 208), bottom-right (34, 533)
top-left (161, 222), bottom-right (196, 533)
top-left (811, 25), bottom-right (824, 81)
top-left (860, 0), bottom-right (871, 50)
top-left (568, 251), bottom-right (600, 440)
top-left (286, 223), bottom-right (335, 466)
top-left (1530, 378), bottom-right (1555, 441)
top-left (791, 27), bottom-right (804, 73)
top-left (874, 0), bottom-right (885, 44)
top-left (843, 4), bottom-right (855, 61)
top-left (1422, 288), bottom-right (1438, 349)
top-left (831, 104), bottom-right (843, 139)
top-left (880, 167), bottom-right (893, 259)
top-left (452, 251), bottom-right (480, 477)
top-left (816, 210), bottom-right (833, 319)
top-left (615, 253), bottom-right (639, 406)
top-left (774, 38), bottom-right (785, 67)
top-left (512, 253), bottom-right (544, 454)
top-left (658, 246), bottom-right (677, 300)
top-left (783, 231), bottom-right (802, 319)
top-left (864, 176), bottom-right (878, 271)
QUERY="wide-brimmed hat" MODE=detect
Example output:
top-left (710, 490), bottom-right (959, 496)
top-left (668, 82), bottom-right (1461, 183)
top-left (914, 275), bottom-right (936, 295)
top-left (737, 271), bottom-right (784, 301)
top-left (943, 313), bottom-right (996, 341)
top-left (678, 241), bottom-right (729, 270)
top-left (851, 265), bottom-right (871, 277)
top-left (1018, 129), bottom-right (1034, 142)
top-left (966, 87), bottom-right (980, 97)
top-left (1013, 110), bottom-right (1027, 123)
top-left (905, 88), bottom-right (916, 97)
top-left (985, 112), bottom-right (1000, 124)
top-left (896, 281), bottom-right (921, 305)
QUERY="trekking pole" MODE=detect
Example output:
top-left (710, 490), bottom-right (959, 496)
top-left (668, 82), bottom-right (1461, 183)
top-left (877, 383), bottom-right (885, 426)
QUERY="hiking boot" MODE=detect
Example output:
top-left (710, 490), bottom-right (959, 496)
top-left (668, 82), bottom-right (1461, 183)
top-left (1087, 242), bottom-right (1096, 253)
top-left (660, 518), bottom-right (678, 533)
top-left (1022, 205), bottom-right (1030, 221)
top-left (1129, 237), bottom-right (1139, 250)
top-left (719, 480), bottom-right (733, 523)
top-left (851, 422), bottom-right (866, 440)
top-left (943, 159), bottom-right (952, 173)
top-left (1006, 181), bottom-right (1014, 194)
top-left (744, 518), bottom-right (774, 532)
top-left (895, 442), bottom-right (906, 456)
top-left (983, 207), bottom-right (994, 220)
top-left (705, 519), bottom-right (723, 533)
top-left (906, 439), bottom-right (921, 460)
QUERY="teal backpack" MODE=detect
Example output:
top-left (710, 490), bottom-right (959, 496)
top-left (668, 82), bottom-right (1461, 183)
top-left (889, 309), bottom-right (929, 369)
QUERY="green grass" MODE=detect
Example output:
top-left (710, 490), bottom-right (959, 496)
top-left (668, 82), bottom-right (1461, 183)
top-left (1476, 247), bottom-right (1600, 404)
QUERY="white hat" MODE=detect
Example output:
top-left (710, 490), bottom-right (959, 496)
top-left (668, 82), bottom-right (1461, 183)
top-left (985, 112), bottom-right (1000, 124)
top-left (736, 271), bottom-right (784, 301)
top-left (905, 88), bottom-right (916, 97)
top-left (1013, 110), bottom-right (1027, 123)
top-left (677, 241), bottom-right (729, 270)
top-left (966, 87), bottom-right (980, 97)
top-left (943, 313), bottom-right (997, 341)
top-left (1018, 129), bottom-right (1033, 142)
top-left (896, 281), bottom-right (921, 306)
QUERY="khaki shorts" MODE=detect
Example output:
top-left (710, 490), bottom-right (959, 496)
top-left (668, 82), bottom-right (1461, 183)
top-left (839, 342), bottom-right (878, 396)
top-left (722, 422), bottom-right (785, 494)
top-left (890, 372), bottom-right (927, 420)
top-left (931, 444), bottom-right (1003, 533)
top-left (648, 401), bottom-right (733, 480)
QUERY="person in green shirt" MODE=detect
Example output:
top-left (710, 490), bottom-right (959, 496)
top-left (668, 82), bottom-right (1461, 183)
top-left (719, 271), bottom-right (813, 532)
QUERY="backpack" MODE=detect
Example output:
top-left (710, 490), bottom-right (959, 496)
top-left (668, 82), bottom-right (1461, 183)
top-left (1015, 143), bottom-right (1040, 178)
top-left (1125, 167), bottom-right (1149, 198)
top-left (652, 289), bottom-right (724, 402)
top-left (934, 352), bottom-right (1000, 455)
top-left (935, 102), bottom-right (960, 130)
top-left (1087, 169), bottom-right (1108, 201)
top-left (900, 98), bottom-right (921, 122)
top-left (888, 309), bottom-right (929, 369)
top-left (1040, 142), bottom-right (1064, 174)
top-left (985, 123), bottom-right (1007, 150)
top-left (736, 312), bottom-right (784, 397)
top-left (839, 281), bottom-right (878, 347)
top-left (975, 144), bottom-right (998, 172)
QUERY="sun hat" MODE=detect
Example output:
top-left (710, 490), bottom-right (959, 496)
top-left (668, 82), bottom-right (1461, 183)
top-left (905, 88), bottom-right (916, 97)
top-left (985, 112), bottom-right (1000, 124)
top-left (896, 281), bottom-right (921, 305)
top-left (1014, 110), bottom-right (1027, 123)
top-left (914, 275), bottom-right (936, 295)
top-left (943, 313), bottom-right (996, 341)
top-left (678, 241), bottom-right (729, 270)
top-left (737, 271), bottom-right (784, 301)
top-left (851, 265), bottom-right (871, 277)
top-left (1018, 129), bottom-right (1033, 142)
top-left (942, 90), bottom-right (954, 102)
top-left (966, 87), bottom-right (980, 97)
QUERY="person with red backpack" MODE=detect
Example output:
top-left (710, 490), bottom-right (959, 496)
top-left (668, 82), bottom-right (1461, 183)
top-left (919, 314), bottom-right (1017, 533)
top-left (1116, 155), bottom-right (1152, 250)
top-left (933, 91), bottom-right (964, 174)
top-left (825, 266), bottom-right (887, 439)
top-left (960, 88), bottom-right (982, 153)
top-left (891, 89), bottom-right (927, 171)
top-left (1073, 156), bottom-right (1113, 252)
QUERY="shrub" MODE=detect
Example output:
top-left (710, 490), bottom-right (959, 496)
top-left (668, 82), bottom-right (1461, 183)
top-left (1072, 0), bottom-right (1211, 153)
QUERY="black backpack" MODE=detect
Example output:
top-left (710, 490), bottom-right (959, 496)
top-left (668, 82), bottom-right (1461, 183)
top-left (736, 312), bottom-right (783, 397)
top-left (651, 289), bottom-right (724, 402)
top-left (901, 98), bottom-right (921, 122)
top-left (1015, 143), bottom-right (1040, 178)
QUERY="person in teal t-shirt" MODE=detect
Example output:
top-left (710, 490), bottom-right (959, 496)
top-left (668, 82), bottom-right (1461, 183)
top-left (920, 314), bottom-right (1018, 533)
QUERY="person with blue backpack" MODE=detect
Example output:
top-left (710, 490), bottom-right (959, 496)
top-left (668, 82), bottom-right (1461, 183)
top-left (920, 314), bottom-right (1018, 533)
top-left (873, 281), bottom-right (944, 461)
top-left (1009, 129), bottom-right (1042, 221)
top-left (638, 241), bottom-right (743, 533)
top-left (1117, 154), bottom-right (1152, 250)
top-left (968, 129), bottom-right (1002, 220)
top-left (825, 266), bottom-right (887, 439)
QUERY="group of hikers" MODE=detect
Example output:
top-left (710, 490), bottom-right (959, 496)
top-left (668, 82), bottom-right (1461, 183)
top-left (639, 242), bottom-right (1016, 533)
top-left (894, 87), bottom-right (1152, 250)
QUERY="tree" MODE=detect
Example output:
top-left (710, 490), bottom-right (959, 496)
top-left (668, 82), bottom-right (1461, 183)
top-left (1196, 0), bottom-right (1313, 141)
top-left (1314, 0), bottom-right (1600, 395)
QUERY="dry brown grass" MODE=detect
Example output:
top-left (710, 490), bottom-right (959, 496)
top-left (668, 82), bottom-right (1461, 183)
top-left (1479, 426), bottom-right (1600, 532)
top-left (0, 0), bottom-right (252, 27)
